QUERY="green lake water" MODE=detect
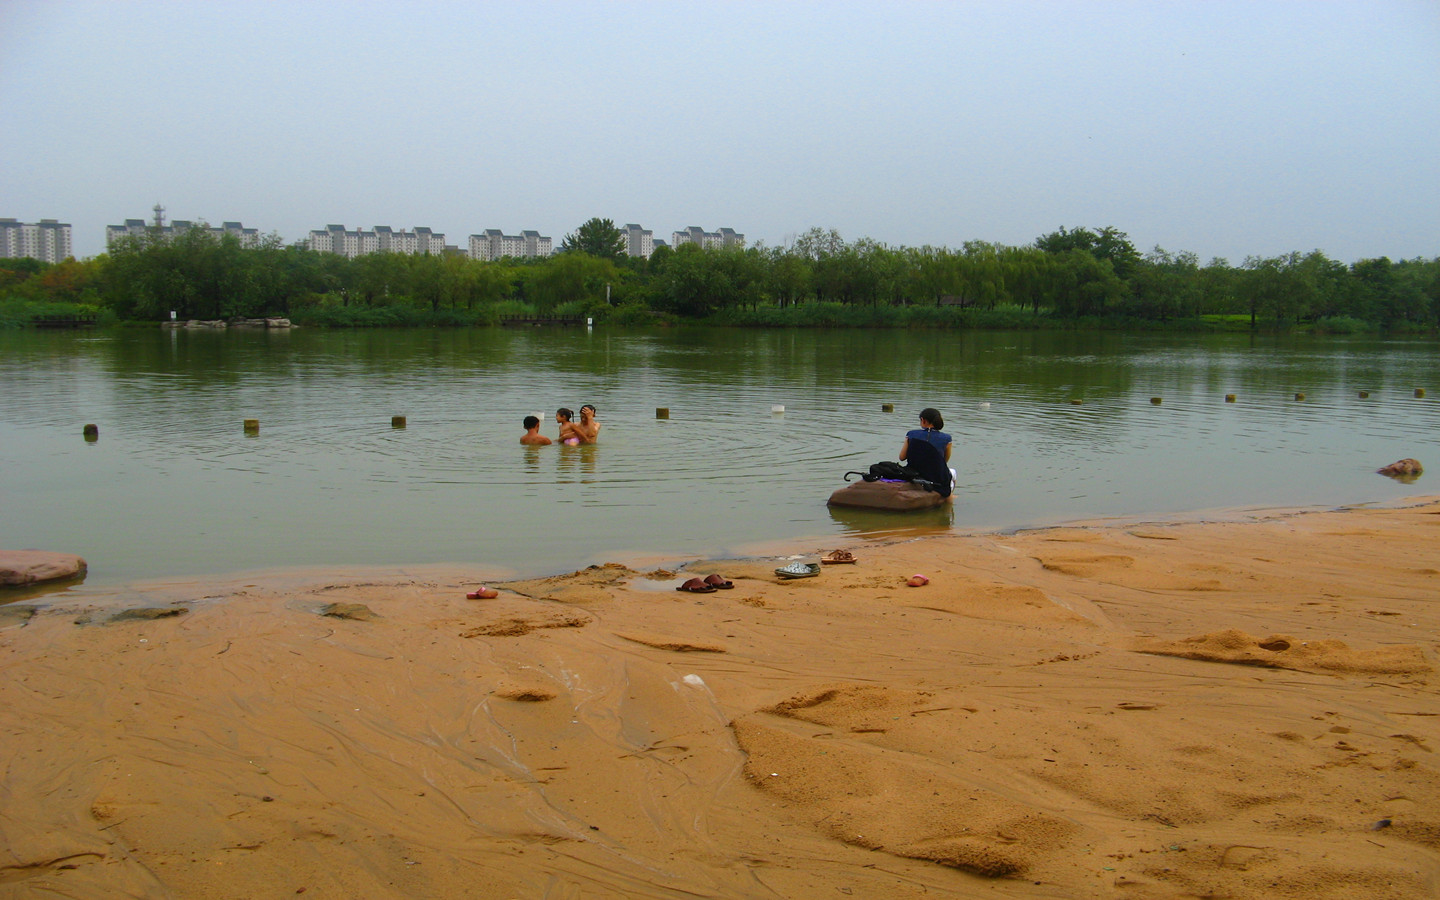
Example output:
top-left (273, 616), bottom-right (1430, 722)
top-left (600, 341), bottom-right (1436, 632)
top-left (1, 326), bottom-right (1435, 593)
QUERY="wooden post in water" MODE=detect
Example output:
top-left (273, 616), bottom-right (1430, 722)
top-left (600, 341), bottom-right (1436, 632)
top-left (1150, 397), bottom-right (1162, 405)
top-left (881, 403), bottom-right (893, 412)
top-left (391, 415), bottom-right (406, 428)
top-left (1359, 391), bottom-right (1370, 399)
top-left (1225, 394), bottom-right (1236, 403)
top-left (244, 419), bottom-right (259, 434)
top-left (655, 407), bottom-right (669, 419)
top-left (1417, 388), bottom-right (1427, 398)
top-left (83, 424), bottom-right (99, 439)
top-left (1295, 392), bottom-right (1305, 401)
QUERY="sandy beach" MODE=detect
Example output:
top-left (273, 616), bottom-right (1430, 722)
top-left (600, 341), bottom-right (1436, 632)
top-left (2, 499), bottom-right (1438, 899)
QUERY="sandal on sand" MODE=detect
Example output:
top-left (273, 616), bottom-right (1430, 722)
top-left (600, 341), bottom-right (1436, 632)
top-left (906, 574), bottom-right (929, 587)
top-left (466, 587), bottom-right (499, 599)
top-left (821, 549), bottom-right (856, 564)
top-left (704, 574), bottom-right (734, 589)
top-left (775, 562), bottom-right (821, 579)
top-left (676, 577), bottom-right (717, 593)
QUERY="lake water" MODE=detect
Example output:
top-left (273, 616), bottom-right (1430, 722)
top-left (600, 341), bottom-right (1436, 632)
top-left (1, 326), bottom-right (1435, 592)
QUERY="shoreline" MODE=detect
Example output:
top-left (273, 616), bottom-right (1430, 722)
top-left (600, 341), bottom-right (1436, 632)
top-left (2, 497), bottom-right (1438, 898)
top-left (12, 492), bottom-right (1437, 609)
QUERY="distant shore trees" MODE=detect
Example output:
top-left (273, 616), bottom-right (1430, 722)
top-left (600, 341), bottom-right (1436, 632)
top-left (2, 220), bottom-right (1436, 332)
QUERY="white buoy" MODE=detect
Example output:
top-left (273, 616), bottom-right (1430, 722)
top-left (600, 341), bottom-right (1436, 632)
top-left (772, 405), bottom-right (785, 414)
top-left (978, 402), bottom-right (991, 410)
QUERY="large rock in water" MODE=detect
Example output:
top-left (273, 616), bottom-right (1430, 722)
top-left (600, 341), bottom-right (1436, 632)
top-left (0, 550), bottom-right (87, 586)
top-left (827, 480), bottom-right (948, 511)
top-left (1377, 458), bottom-right (1423, 478)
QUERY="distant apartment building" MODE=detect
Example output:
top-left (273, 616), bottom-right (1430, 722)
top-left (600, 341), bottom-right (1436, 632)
top-left (620, 223), bottom-right (654, 258)
top-left (105, 215), bottom-right (259, 250)
top-left (671, 226), bottom-right (745, 250)
top-left (468, 229), bottom-right (553, 261)
top-left (0, 218), bottom-right (74, 263)
top-left (306, 225), bottom-right (447, 258)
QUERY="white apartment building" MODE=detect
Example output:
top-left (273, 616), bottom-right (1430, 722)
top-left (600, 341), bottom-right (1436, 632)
top-left (620, 223), bottom-right (654, 258)
top-left (373, 226), bottom-right (417, 255)
top-left (307, 225), bottom-right (447, 258)
top-left (671, 226), bottom-right (745, 250)
top-left (468, 229), bottom-right (553, 261)
top-left (0, 218), bottom-right (74, 263)
top-left (105, 217), bottom-right (259, 249)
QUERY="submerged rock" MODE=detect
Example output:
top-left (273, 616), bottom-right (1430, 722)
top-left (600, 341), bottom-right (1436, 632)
top-left (1377, 458), bottom-right (1423, 478)
top-left (110, 607), bottom-right (188, 622)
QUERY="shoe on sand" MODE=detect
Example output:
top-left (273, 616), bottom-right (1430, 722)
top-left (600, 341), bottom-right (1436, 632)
top-left (466, 587), bottom-right (499, 599)
top-left (821, 549), bottom-right (856, 564)
top-left (676, 577), bottom-right (717, 593)
top-left (703, 574), bottom-right (734, 589)
top-left (775, 562), bottom-right (821, 579)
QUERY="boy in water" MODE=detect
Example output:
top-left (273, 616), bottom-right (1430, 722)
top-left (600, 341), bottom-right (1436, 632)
top-left (520, 415), bottom-right (552, 445)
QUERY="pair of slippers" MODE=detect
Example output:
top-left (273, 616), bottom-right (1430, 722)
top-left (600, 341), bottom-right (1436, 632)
top-left (820, 549), bottom-right (856, 564)
top-left (466, 587), bottom-right (499, 599)
top-left (676, 574), bottom-right (733, 593)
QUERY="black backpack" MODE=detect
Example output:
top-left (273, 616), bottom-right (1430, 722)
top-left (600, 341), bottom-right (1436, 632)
top-left (868, 460), bottom-right (913, 481)
top-left (843, 460), bottom-right (915, 483)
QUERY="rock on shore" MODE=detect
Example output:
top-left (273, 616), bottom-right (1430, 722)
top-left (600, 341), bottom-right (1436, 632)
top-left (0, 550), bottom-right (87, 586)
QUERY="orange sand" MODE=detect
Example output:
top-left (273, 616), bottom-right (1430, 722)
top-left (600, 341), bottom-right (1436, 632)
top-left (2, 500), bottom-right (1438, 898)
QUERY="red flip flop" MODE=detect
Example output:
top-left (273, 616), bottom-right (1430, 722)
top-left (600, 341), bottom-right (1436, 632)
top-left (676, 577), bottom-right (716, 593)
top-left (703, 574), bottom-right (734, 589)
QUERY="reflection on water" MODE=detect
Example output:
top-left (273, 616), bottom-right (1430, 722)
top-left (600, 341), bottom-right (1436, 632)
top-left (0, 327), bottom-right (1435, 589)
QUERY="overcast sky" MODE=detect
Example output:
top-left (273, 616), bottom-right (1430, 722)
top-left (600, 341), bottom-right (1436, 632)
top-left (3, 0), bottom-right (1437, 263)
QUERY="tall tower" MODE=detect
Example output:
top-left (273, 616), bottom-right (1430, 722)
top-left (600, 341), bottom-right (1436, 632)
top-left (152, 203), bottom-right (166, 229)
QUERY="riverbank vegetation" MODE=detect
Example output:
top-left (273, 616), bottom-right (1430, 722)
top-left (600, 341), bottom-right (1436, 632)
top-left (2, 221), bottom-right (1436, 332)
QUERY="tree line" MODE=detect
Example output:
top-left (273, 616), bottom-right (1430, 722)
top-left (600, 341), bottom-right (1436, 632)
top-left (2, 218), bottom-right (1436, 332)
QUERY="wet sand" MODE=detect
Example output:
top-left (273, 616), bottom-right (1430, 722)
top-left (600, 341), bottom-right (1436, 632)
top-left (2, 499), bottom-right (1438, 898)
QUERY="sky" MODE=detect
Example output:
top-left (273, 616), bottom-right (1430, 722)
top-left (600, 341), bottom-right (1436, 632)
top-left (3, 0), bottom-right (1437, 264)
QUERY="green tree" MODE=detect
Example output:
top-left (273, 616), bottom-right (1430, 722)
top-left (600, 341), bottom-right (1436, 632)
top-left (1128, 247), bottom-right (1202, 321)
top-left (559, 218), bottom-right (626, 260)
top-left (1045, 251), bottom-right (1125, 318)
top-left (528, 252), bottom-right (619, 312)
top-left (1242, 253), bottom-right (1316, 328)
top-left (657, 244), bottom-right (725, 316)
top-left (1035, 225), bottom-right (1139, 280)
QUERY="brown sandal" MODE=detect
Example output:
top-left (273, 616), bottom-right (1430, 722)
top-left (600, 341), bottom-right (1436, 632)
top-left (821, 549), bottom-right (856, 564)
top-left (676, 577), bottom-right (716, 593)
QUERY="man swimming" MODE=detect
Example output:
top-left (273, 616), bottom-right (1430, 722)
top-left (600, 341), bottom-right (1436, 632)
top-left (575, 404), bottom-right (601, 443)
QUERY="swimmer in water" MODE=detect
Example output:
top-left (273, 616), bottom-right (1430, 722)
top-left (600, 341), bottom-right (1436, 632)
top-left (555, 408), bottom-right (582, 445)
top-left (520, 415), bottom-right (552, 445)
top-left (575, 404), bottom-right (601, 443)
